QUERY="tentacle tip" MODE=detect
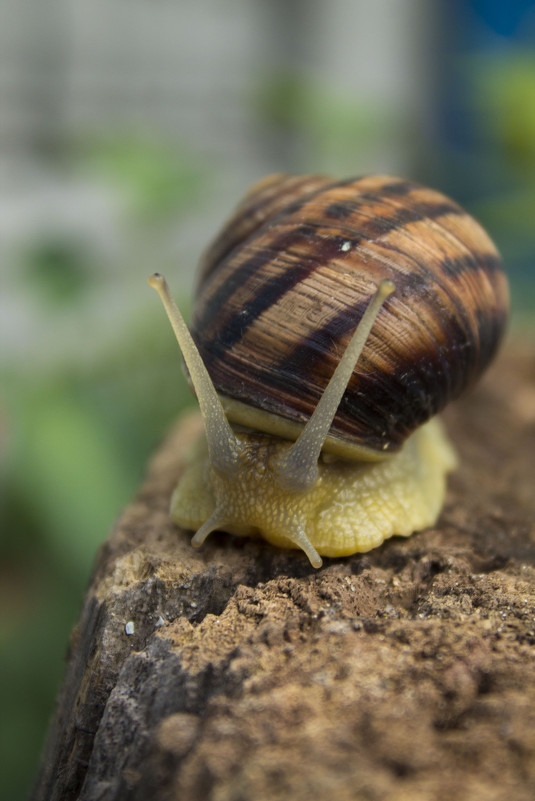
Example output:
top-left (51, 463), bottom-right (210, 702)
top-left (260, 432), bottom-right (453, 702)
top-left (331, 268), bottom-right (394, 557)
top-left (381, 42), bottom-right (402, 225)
top-left (148, 272), bottom-right (166, 290)
top-left (378, 278), bottom-right (396, 298)
top-left (191, 517), bottom-right (220, 549)
top-left (190, 533), bottom-right (204, 549)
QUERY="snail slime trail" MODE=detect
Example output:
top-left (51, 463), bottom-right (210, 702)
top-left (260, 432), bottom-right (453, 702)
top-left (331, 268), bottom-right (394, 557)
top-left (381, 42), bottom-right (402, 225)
top-left (149, 174), bottom-right (509, 567)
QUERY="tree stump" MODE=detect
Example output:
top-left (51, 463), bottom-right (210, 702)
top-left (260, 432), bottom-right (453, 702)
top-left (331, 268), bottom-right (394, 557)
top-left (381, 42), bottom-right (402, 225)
top-left (32, 343), bottom-right (535, 801)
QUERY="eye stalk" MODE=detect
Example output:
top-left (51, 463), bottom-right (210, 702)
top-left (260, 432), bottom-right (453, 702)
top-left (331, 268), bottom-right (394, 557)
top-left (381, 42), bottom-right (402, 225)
top-left (149, 272), bottom-right (395, 566)
top-left (148, 273), bottom-right (241, 475)
top-left (276, 280), bottom-right (395, 493)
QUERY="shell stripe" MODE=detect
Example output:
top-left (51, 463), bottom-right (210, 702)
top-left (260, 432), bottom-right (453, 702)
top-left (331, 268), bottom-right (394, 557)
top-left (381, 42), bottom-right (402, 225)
top-left (196, 224), bottom-right (332, 359)
top-left (196, 175), bottom-right (458, 322)
top-left (278, 249), bottom-right (504, 375)
top-left (194, 178), bottom-right (343, 315)
top-left (196, 175), bottom-right (332, 287)
top-left (328, 200), bottom-right (462, 241)
top-left (198, 198), bottom-right (468, 359)
top-left (440, 252), bottom-right (503, 277)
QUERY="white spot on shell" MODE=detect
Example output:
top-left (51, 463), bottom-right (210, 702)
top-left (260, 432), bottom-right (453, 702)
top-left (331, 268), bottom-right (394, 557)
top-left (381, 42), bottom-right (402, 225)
top-left (125, 621), bottom-right (135, 635)
top-left (340, 241), bottom-right (352, 252)
top-left (155, 615), bottom-right (166, 628)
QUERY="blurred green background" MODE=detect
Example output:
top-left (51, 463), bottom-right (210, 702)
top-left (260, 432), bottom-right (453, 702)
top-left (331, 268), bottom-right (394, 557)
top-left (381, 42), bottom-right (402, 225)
top-left (1, 1), bottom-right (534, 798)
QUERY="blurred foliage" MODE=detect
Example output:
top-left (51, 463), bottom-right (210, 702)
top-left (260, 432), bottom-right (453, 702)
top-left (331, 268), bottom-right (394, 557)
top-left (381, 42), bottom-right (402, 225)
top-left (255, 71), bottom-right (400, 172)
top-left (81, 134), bottom-right (205, 221)
top-left (467, 49), bottom-right (535, 321)
top-left (22, 236), bottom-right (94, 306)
top-left (0, 135), bottom-right (203, 800)
top-left (257, 71), bottom-right (395, 138)
top-left (472, 51), bottom-right (535, 172)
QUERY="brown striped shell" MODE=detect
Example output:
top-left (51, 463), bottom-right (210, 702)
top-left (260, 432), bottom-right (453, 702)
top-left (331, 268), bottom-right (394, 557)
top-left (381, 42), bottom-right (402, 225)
top-left (190, 174), bottom-right (509, 457)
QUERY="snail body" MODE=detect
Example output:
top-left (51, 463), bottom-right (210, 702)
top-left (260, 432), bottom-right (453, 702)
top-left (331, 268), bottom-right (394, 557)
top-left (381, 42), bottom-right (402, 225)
top-left (171, 416), bottom-right (455, 563)
top-left (149, 174), bottom-right (508, 567)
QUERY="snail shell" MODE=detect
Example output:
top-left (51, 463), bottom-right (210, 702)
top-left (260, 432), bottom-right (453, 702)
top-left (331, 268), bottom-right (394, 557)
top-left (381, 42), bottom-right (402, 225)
top-left (191, 174), bottom-right (508, 458)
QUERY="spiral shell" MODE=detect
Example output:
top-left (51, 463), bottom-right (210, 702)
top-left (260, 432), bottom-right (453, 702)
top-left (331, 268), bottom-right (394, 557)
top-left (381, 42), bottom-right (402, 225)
top-left (190, 174), bottom-right (509, 456)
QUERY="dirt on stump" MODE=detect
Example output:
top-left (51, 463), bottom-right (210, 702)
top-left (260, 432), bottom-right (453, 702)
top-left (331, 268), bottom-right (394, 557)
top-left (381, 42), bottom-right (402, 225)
top-left (32, 342), bottom-right (535, 801)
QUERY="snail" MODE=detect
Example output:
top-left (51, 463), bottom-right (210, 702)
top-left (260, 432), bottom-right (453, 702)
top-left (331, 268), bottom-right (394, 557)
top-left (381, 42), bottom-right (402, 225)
top-left (149, 173), bottom-right (509, 568)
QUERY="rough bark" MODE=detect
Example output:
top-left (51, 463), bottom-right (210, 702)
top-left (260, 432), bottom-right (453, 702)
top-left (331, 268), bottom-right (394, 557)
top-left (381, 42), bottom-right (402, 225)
top-left (32, 342), bottom-right (535, 801)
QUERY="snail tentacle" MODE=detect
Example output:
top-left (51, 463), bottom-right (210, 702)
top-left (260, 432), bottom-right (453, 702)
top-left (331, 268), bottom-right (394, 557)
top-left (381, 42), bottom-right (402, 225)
top-left (277, 279), bottom-right (395, 493)
top-left (282, 526), bottom-right (323, 568)
top-left (148, 273), bottom-right (241, 475)
top-left (190, 512), bottom-right (228, 548)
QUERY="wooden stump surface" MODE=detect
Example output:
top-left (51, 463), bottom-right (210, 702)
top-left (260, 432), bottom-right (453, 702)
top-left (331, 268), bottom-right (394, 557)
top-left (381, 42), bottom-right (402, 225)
top-left (32, 342), bottom-right (535, 801)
